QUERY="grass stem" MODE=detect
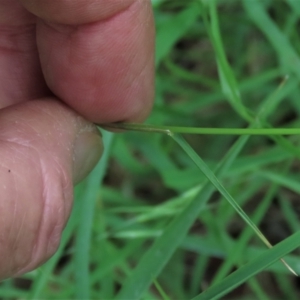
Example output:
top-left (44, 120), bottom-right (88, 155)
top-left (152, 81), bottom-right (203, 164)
top-left (100, 123), bottom-right (300, 136)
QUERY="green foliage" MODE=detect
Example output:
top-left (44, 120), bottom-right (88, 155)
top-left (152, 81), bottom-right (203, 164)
top-left (3, 0), bottom-right (300, 299)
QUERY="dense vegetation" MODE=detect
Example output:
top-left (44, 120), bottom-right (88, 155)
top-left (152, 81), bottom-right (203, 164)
top-left (2, 0), bottom-right (300, 299)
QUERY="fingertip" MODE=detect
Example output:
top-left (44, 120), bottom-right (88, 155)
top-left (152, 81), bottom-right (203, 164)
top-left (0, 99), bottom-right (103, 279)
top-left (19, 0), bottom-right (134, 25)
top-left (35, 0), bottom-right (155, 124)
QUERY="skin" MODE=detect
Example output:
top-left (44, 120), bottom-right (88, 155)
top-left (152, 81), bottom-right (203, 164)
top-left (0, 0), bottom-right (154, 279)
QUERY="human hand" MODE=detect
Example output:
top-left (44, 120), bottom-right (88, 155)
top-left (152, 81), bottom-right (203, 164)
top-left (0, 0), bottom-right (154, 280)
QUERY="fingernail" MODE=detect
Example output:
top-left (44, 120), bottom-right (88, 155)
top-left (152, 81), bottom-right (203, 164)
top-left (73, 127), bottom-right (103, 184)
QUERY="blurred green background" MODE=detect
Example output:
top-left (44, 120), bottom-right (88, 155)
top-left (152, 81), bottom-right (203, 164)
top-left (2, 0), bottom-right (300, 299)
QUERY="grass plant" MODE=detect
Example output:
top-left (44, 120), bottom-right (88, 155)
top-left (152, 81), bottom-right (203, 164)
top-left (2, 0), bottom-right (300, 299)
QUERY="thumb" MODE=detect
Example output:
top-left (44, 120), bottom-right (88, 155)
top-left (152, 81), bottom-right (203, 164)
top-left (0, 98), bottom-right (102, 279)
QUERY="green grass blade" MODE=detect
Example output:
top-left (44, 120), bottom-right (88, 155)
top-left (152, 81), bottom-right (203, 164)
top-left (74, 131), bottom-right (114, 299)
top-left (102, 123), bottom-right (300, 136)
top-left (257, 76), bottom-right (298, 121)
top-left (173, 134), bottom-right (297, 276)
top-left (116, 135), bottom-right (249, 299)
top-left (286, 0), bottom-right (300, 16)
top-left (202, 0), bottom-right (252, 122)
top-left (248, 278), bottom-right (269, 300)
top-left (200, 0), bottom-right (300, 162)
top-left (153, 280), bottom-right (170, 300)
top-left (273, 272), bottom-right (299, 300)
top-left (279, 195), bottom-right (300, 232)
top-left (191, 230), bottom-right (300, 300)
top-left (155, 1), bottom-right (201, 66)
top-left (258, 171), bottom-right (300, 194)
top-left (188, 255), bottom-right (209, 297)
top-left (243, 0), bottom-right (300, 79)
top-left (172, 134), bottom-right (272, 248)
top-left (212, 171), bottom-right (289, 284)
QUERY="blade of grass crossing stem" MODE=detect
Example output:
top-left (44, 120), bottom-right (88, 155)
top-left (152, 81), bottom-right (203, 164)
top-left (172, 134), bottom-right (296, 276)
top-left (192, 230), bottom-right (300, 300)
top-left (116, 134), bottom-right (249, 299)
top-left (74, 131), bottom-right (114, 300)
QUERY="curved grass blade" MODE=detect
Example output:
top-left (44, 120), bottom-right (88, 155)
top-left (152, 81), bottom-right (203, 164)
top-left (212, 162), bottom-right (292, 284)
top-left (201, 0), bottom-right (300, 161)
top-left (243, 0), bottom-right (300, 79)
top-left (155, 1), bottom-right (201, 66)
top-left (202, 0), bottom-right (252, 122)
top-left (172, 134), bottom-right (297, 276)
top-left (192, 230), bottom-right (300, 300)
top-left (115, 134), bottom-right (249, 299)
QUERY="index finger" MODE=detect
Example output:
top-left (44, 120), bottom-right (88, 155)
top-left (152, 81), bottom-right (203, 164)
top-left (20, 0), bottom-right (155, 123)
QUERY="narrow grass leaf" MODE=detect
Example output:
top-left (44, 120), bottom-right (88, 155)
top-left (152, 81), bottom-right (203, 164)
top-left (247, 278), bottom-right (272, 300)
top-left (243, 0), bottom-right (300, 79)
top-left (202, 0), bottom-right (252, 121)
top-left (257, 171), bottom-right (300, 194)
top-left (213, 163), bottom-right (292, 284)
top-left (279, 195), bottom-right (300, 232)
top-left (116, 134), bottom-right (249, 299)
top-left (153, 280), bottom-right (170, 300)
top-left (191, 230), bottom-right (300, 300)
top-left (155, 1), bottom-right (200, 66)
top-left (74, 131), bottom-right (114, 299)
top-left (286, 0), bottom-right (300, 16)
top-left (172, 134), bottom-right (296, 275)
top-left (102, 123), bottom-right (300, 136)
top-left (257, 76), bottom-right (298, 121)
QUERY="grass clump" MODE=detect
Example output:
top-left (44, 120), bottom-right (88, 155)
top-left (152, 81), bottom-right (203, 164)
top-left (2, 0), bottom-right (300, 299)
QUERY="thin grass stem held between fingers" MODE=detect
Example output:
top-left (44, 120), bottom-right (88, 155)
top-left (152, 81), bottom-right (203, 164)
top-left (100, 122), bottom-right (300, 136)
